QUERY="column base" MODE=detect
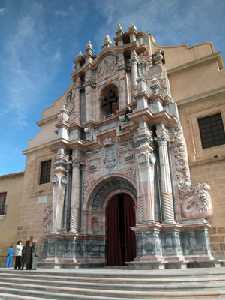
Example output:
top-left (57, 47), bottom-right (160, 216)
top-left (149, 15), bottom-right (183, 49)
top-left (41, 232), bottom-right (105, 268)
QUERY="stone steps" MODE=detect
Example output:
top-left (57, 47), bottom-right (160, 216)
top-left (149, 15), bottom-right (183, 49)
top-left (1, 276), bottom-right (225, 290)
top-left (0, 268), bottom-right (225, 299)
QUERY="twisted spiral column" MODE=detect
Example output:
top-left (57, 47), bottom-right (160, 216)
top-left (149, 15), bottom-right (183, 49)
top-left (157, 124), bottom-right (175, 223)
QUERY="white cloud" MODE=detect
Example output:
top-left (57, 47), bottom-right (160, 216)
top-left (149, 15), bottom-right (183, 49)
top-left (0, 7), bottom-right (7, 15)
top-left (94, 0), bottom-right (225, 47)
top-left (2, 2), bottom-right (63, 127)
top-left (55, 10), bottom-right (70, 17)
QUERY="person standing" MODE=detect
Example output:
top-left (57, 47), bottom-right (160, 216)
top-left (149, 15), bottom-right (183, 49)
top-left (24, 240), bottom-right (32, 270)
top-left (31, 240), bottom-right (38, 270)
top-left (5, 245), bottom-right (14, 268)
top-left (14, 241), bottom-right (23, 270)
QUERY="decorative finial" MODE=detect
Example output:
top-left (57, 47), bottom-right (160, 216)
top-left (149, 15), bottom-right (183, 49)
top-left (85, 41), bottom-right (93, 62)
top-left (116, 23), bottom-right (123, 33)
top-left (128, 24), bottom-right (137, 33)
top-left (86, 40), bottom-right (93, 51)
top-left (103, 34), bottom-right (112, 48)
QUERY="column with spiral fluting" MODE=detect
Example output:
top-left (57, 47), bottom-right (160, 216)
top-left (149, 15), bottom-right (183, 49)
top-left (70, 149), bottom-right (81, 233)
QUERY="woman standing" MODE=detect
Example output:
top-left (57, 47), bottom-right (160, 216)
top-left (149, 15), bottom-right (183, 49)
top-left (14, 241), bottom-right (23, 270)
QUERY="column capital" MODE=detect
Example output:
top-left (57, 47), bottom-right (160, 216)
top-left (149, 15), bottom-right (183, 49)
top-left (156, 124), bottom-right (169, 144)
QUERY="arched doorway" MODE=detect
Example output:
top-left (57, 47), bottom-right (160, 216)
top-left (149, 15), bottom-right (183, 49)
top-left (106, 193), bottom-right (136, 266)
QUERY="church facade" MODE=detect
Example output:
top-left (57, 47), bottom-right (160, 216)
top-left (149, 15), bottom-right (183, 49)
top-left (1, 25), bottom-right (225, 268)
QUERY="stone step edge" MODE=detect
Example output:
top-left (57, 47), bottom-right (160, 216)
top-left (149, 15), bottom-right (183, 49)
top-left (0, 286), bottom-right (224, 300)
top-left (0, 287), bottom-right (135, 300)
top-left (1, 277), bottom-right (225, 290)
top-left (0, 282), bottom-right (225, 297)
top-left (0, 293), bottom-right (47, 300)
top-left (2, 268), bottom-right (225, 277)
top-left (1, 273), bottom-right (225, 283)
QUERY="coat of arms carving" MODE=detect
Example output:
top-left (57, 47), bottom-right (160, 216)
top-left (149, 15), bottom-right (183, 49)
top-left (97, 55), bottom-right (117, 78)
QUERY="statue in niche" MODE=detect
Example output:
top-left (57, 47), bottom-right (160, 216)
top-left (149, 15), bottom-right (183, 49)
top-left (65, 88), bottom-right (75, 114)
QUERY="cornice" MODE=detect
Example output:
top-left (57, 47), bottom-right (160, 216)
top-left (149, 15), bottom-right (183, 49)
top-left (167, 52), bottom-right (223, 75)
top-left (0, 171), bottom-right (24, 179)
top-left (23, 138), bottom-right (68, 155)
top-left (37, 114), bottom-right (57, 127)
top-left (176, 85), bottom-right (225, 107)
top-left (190, 155), bottom-right (225, 168)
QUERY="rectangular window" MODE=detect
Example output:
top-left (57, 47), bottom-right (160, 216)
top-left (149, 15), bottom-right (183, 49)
top-left (39, 160), bottom-right (51, 184)
top-left (198, 113), bottom-right (225, 149)
top-left (0, 192), bottom-right (7, 215)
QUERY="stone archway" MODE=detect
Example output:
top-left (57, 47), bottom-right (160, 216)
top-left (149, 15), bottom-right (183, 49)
top-left (88, 176), bottom-right (137, 210)
top-left (88, 176), bottom-right (137, 266)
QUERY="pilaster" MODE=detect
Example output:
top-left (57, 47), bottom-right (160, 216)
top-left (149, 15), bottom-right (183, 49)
top-left (134, 121), bottom-right (155, 224)
top-left (131, 50), bottom-right (138, 89)
top-left (70, 149), bottom-right (81, 234)
top-left (52, 148), bottom-right (68, 233)
top-left (156, 124), bottom-right (175, 224)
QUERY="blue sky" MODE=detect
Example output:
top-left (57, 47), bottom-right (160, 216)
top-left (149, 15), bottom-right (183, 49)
top-left (0, 0), bottom-right (225, 175)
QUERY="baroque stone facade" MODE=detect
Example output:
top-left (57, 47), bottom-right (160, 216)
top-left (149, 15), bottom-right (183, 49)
top-left (1, 24), bottom-right (225, 268)
top-left (42, 25), bottom-right (215, 269)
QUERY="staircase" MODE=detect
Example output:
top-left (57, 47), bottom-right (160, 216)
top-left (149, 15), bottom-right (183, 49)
top-left (1, 267), bottom-right (225, 300)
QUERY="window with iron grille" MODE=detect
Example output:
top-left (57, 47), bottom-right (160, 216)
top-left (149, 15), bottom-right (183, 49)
top-left (198, 113), bottom-right (225, 149)
top-left (0, 192), bottom-right (7, 215)
top-left (39, 160), bottom-right (51, 184)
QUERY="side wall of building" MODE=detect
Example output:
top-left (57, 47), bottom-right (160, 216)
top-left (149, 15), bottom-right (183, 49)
top-left (178, 95), bottom-right (225, 259)
top-left (16, 148), bottom-right (54, 248)
top-left (0, 173), bottom-right (24, 256)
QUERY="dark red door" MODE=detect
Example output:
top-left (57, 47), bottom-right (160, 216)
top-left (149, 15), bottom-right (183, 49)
top-left (106, 193), bottom-right (136, 266)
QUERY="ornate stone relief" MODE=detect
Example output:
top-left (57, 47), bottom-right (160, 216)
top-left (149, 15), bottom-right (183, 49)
top-left (169, 124), bottom-right (191, 185)
top-left (180, 183), bottom-right (212, 219)
top-left (97, 55), bottom-right (117, 78)
top-left (104, 144), bottom-right (117, 169)
top-left (65, 88), bottom-right (75, 114)
top-left (56, 105), bottom-right (70, 131)
top-left (169, 124), bottom-right (212, 219)
top-left (89, 176), bottom-right (137, 210)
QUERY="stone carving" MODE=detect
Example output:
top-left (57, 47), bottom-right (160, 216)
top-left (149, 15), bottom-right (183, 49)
top-left (156, 125), bottom-right (169, 143)
top-left (149, 77), bottom-right (161, 95)
top-left (65, 88), bottom-right (75, 114)
top-left (169, 124), bottom-right (191, 185)
top-left (88, 159), bottom-right (98, 172)
top-left (97, 55), bottom-right (117, 78)
top-left (89, 176), bottom-right (137, 210)
top-left (180, 183), bottom-right (212, 219)
top-left (136, 149), bottom-right (155, 165)
top-left (52, 175), bottom-right (59, 185)
top-left (57, 105), bottom-right (69, 126)
top-left (152, 49), bottom-right (165, 65)
top-left (61, 175), bottom-right (68, 186)
top-left (104, 144), bottom-right (117, 169)
top-left (43, 205), bottom-right (53, 233)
